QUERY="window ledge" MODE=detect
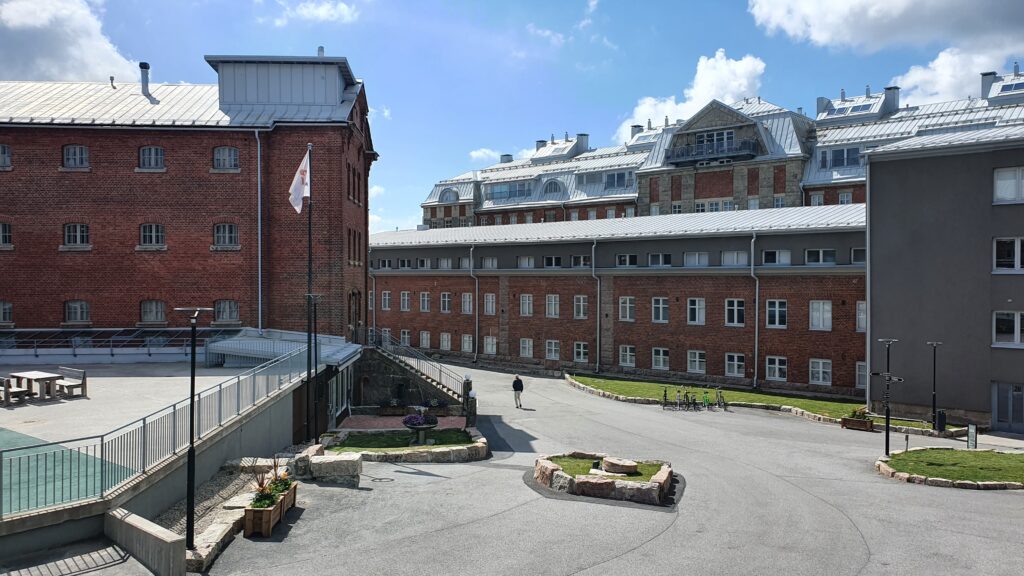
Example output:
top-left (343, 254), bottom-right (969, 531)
top-left (767, 325), bottom-right (787, 330)
top-left (61, 321), bottom-right (92, 328)
top-left (725, 323), bottom-right (745, 328)
top-left (134, 167), bottom-right (167, 173)
top-left (136, 321), bottom-right (168, 328)
top-left (209, 168), bottom-right (241, 174)
top-left (0, 322), bottom-right (13, 329)
top-left (0, 244), bottom-right (12, 251)
top-left (991, 343), bottom-right (1024, 350)
top-left (59, 244), bottom-right (93, 252)
top-left (810, 328), bottom-right (833, 332)
top-left (210, 245), bottom-right (241, 252)
top-left (992, 269), bottom-right (1024, 275)
top-left (136, 245), bottom-right (167, 252)
top-left (211, 320), bottom-right (242, 327)
top-left (0, 166), bottom-right (11, 172)
top-left (993, 199), bottom-right (1024, 206)
top-left (59, 167), bottom-right (91, 172)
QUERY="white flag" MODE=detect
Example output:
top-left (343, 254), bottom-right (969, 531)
top-left (288, 150), bottom-right (310, 214)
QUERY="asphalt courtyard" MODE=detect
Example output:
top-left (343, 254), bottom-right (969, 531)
top-left (207, 365), bottom-right (1024, 576)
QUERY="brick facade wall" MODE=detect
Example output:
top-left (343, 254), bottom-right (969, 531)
top-left (803, 183), bottom-right (866, 205)
top-left (475, 201), bottom-right (635, 225)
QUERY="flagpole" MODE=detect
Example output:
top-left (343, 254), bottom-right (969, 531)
top-left (306, 142), bottom-right (314, 442)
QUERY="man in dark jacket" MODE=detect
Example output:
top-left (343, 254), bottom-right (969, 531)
top-left (512, 375), bottom-right (524, 408)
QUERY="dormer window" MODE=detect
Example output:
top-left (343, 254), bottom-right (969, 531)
top-left (543, 180), bottom-right (561, 194)
top-left (489, 182), bottom-right (531, 200)
top-left (821, 147), bottom-right (860, 169)
top-left (439, 188), bottom-right (459, 203)
top-left (604, 171), bottom-right (633, 189)
top-left (695, 130), bottom-right (734, 153)
top-left (1000, 82), bottom-right (1024, 93)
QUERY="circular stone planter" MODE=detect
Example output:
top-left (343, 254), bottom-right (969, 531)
top-left (320, 428), bottom-right (490, 463)
top-left (534, 451), bottom-right (673, 505)
top-left (405, 423), bottom-right (438, 446)
top-left (875, 447), bottom-right (1024, 490)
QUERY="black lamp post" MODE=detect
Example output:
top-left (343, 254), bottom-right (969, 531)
top-left (871, 338), bottom-right (903, 456)
top-left (173, 306), bottom-right (213, 551)
top-left (926, 341), bottom-right (943, 430)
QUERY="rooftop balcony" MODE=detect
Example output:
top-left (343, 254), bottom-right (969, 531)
top-left (665, 139), bottom-right (758, 165)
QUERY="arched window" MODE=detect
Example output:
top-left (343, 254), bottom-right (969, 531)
top-left (544, 180), bottom-right (561, 194)
top-left (140, 300), bottom-right (167, 323)
top-left (212, 146), bottom-right (239, 170)
top-left (439, 188), bottom-right (459, 204)
top-left (139, 146), bottom-right (165, 169)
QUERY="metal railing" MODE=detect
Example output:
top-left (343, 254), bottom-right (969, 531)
top-left (0, 327), bottom-right (242, 358)
top-left (664, 139), bottom-right (758, 163)
top-left (365, 328), bottom-right (463, 402)
top-left (0, 347), bottom-right (307, 518)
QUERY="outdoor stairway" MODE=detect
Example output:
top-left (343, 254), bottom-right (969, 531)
top-left (375, 343), bottom-right (464, 404)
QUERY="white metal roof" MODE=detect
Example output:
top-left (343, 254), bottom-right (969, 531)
top-left (372, 204), bottom-right (864, 247)
top-left (868, 125), bottom-right (1024, 155)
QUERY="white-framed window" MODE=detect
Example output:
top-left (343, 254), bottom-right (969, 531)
top-left (708, 201), bottom-right (720, 212)
top-left (458, 257), bottom-right (470, 269)
top-left (0, 222), bottom-right (10, 246)
top-left (687, 298), bottom-right (705, 325)
top-left (587, 208), bottom-right (597, 220)
top-left (722, 250), bottom-right (748, 267)
top-left (828, 147), bottom-right (860, 168)
top-left (544, 256), bottom-right (562, 268)
top-left (648, 253), bottom-right (672, 267)
top-left (809, 359), bottom-right (832, 385)
top-left (725, 353), bottom-right (744, 377)
top-left (419, 331), bottom-right (431, 349)
top-left (625, 206), bottom-right (635, 217)
top-left (851, 247), bottom-right (866, 264)
top-left (63, 144), bottom-right (89, 168)
top-left (545, 294), bottom-right (559, 318)
top-left (606, 208), bottom-right (616, 218)
top-left (64, 223), bottom-right (90, 246)
top-left (687, 350), bottom-right (706, 373)
top-left (0, 144), bottom-right (10, 168)
top-left (213, 223), bottom-right (238, 246)
top-left (520, 293), bottom-right (533, 316)
top-left (440, 332), bottom-right (451, 351)
top-left (509, 214), bottom-right (518, 224)
top-left (399, 329), bottom-right (411, 346)
top-left (616, 254), bottom-right (638, 267)
top-left (747, 197), bottom-right (759, 210)
top-left (856, 301), bottom-right (867, 332)
top-left (461, 292), bottom-right (473, 314)
top-left (773, 196), bottom-right (785, 208)
top-left (380, 328), bottom-right (391, 342)
top-left (569, 210), bottom-right (579, 221)
top-left (571, 255), bottom-right (591, 268)
top-left (619, 296), bottom-right (635, 321)
top-left (489, 181), bottom-right (532, 200)
top-left (482, 336), bottom-right (497, 355)
top-left (140, 223), bottom-right (165, 246)
top-left (463, 334), bottom-right (475, 353)
top-left (212, 146), bottom-right (239, 169)
top-left (574, 295), bottom-right (588, 319)
top-left (64, 300), bottom-right (90, 323)
top-left (517, 255), bottom-right (534, 269)
top-left (684, 252), bottom-right (709, 267)
top-left (995, 238), bottom-right (1023, 271)
top-left (417, 258), bottom-right (431, 269)
top-left (766, 356), bottom-right (787, 381)
top-left (725, 299), bottom-right (745, 326)
top-left (767, 299), bottom-right (787, 328)
top-left (574, 341), bottom-right (589, 363)
top-left (604, 171), bottom-right (633, 189)
top-left (400, 291), bottom-right (411, 312)
top-left (839, 192), bottom-right (853, 205)
top-left (810, 193), bottom-right (824, 206)
top-left (484, 293), bottom-right (496, 316)
top-left (377, 259), bottom-right (393, 269)
top-left (380, 291), bottom-right (392, 311)
top-left (619, 345), bottom-right (636, 367)
top-left (440, 292), bottom-right (451, 313)
top-left (139, 146), bottom-right (165, 169)
top-left (420, 292), bottom-right (430, 312)
top-left (140, 299), bottom-right (166, 323)
top-left (398, 259), bottom-right (412, 269)
top-left (994, 167), bottom-right (1024, 203)
top-left (723, 200), bottom-right (734, 211)
top-left (652, 297), bottom-right (669, 323)
top-left (368, 290), bottom-right (373, 311)
top-left (806, 249), bottom-right (837, 265)
top-left (694, 201), bottom-right (706, 213)
top-left (520, 338), bottom-right (533, 358)
top-left (695, 129), bottom-right (734, 151)
top-left (481, 256), bottom-right (498, 269)
top-left (810, 300), bottom-right (833, 331)
top-left (524, 213), bottom-right (534, 224)
top-left (672, 202), bottom-right (683, 214)
top-left (214, 299), bottom-right (239, 322)
top-left (0, 300), bottom-right (11, 324)
top-left (546, 340), bottom-right (560, 360)
top-left (438, 257), bottom-right (453, 270)
top-left (652, 347), bottom-right (670, 370)
top-left (856, 362), bottom-right (867, 389)
top-left (651, 204), bottom-right (661, 216)
top-left (993, 311), bottom-right (1024, 346)
top-left (763, 249), bottom-right (791, 265)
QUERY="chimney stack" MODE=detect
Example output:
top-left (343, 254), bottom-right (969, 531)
top-left (816, 96), bottom-right (830, 115)
top-left (865, 84), bottom-right (871, 97)
top-left (575, 133), bottom-right (589, 152)
top-left (1016, 61), bottom-right (1020, 76)
top-left (109, 76), bottom-right (116, 89)
top-left (840, 88), bottom-right (846, 101)
top-left (664, 115), bottom-right (669, 127)
top-left (647, 118), bottom-right (652, 130)
top-left (536, 139), bottom-right (547, 151)
top-left (317, 46), bottom-right (325, 57)
top-left (500, 154), bottom-right (513, 163)
top-left (981, 72), bottom-right (997, 99)
top-left (564, 131), bottom-right (569, 141)
top-left (883, 85), bottom-right (901, 113)
top-left (139, 62), bottom-right (151, 97)
top-left (797, 106), bottom-right (803, 116)
top-left (630, 124), bottom-right (643, 138)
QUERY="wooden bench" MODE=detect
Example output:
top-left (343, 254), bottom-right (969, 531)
top-left (2, 377), bottom-right (31, 406)
top-left (55, 367), bottom-right (88, 398)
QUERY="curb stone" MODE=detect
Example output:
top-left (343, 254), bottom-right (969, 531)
top-left (874, 450), bottom-right (1024, 491)
top-left (320, 427), bottom-right (490, 463)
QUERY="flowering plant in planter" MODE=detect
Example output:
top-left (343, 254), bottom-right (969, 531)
top-left (402, 413), bottom-right (438, 427)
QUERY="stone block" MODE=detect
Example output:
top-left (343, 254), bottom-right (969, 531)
top-left (568, 451), bottom-right (607, 460)
top-left (602, 457), bottom-right (638, 474)
top-left (1003, 482), bottom-right (1023, 490)
top-left (892, 472), bottom-right (910, 482)
top-left (908, 475), bottom-right (927, 484)
top-left (534, 460), bottom-right (560, 487)
top-left (429, 448), bottom-right (453, 463)
top-left (467, 442), bottom-right (488, 460)
top-left (954, 480), bottom-right (979, 490)
top-left (550, 470), bottom-right (575, 493)
top-left (449, 446), bottom-right (470, 463)
top-left (310, 453), bottom-right (362, 483)
top-left (223, 493), bottom-right (255, 510)
top-left (574, 475), bottom-right (616, 498)
top-left (976, 481), bottom-right (1007, 490)
top-left (925, 477), bottom-right (953, 488)
top-left (403, 450), bottom-right (431, 463)
top-left (615, 480), bottom-right (660, 505)
top-left (877, 463), bottom-right (895, 478)
top-left (651, 465), bottom-right (672, 498)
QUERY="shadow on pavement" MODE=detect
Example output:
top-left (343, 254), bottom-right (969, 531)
top-left (474, 414), bottom-right (538, 454)
top-left (0, 538), bottom-right (136, 575)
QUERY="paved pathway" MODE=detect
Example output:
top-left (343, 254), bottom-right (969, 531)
top-left (208, 365), bottom-right (1024, 576)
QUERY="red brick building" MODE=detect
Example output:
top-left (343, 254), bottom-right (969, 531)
top-left (0, 53), bottom-right (376, 338)
top-left (370, 205), bottom-right (867, 392)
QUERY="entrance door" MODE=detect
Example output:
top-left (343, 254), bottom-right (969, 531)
top-left (993, 382), bottom-right (1024, 433)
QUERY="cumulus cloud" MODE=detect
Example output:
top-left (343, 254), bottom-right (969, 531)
top-left (369, 211), bottom-right (421, 234)
top-left (526, 23), bottom-right (566, 48)
top-left (613, 49), bottom-right (765, 143)
top-left (369, 184), bottom-right (384, 199)
top-left (748, 0), bottom-right (1024, 104)
top-left (368, 105), bottom-right (392, 123)
top-left (274, 0), bottom-right (358, 27)
top-left (586, 0), bottom-right (598, 14)
top-left (468, 148), bottom-right (501, 162)
top-left (514, 148), bottom-right (534, 160)
top-left (0, 0), bottom-right (137, 82)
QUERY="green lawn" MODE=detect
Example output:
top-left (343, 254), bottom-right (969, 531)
top-left (329, 429), bottom-right (473, 453)
top-left (888, 449), bottom-right (1024, 483)
top-left (549, 456), bottom-right (663, 483)
top-left (573, 375), bottom-right (951, 430)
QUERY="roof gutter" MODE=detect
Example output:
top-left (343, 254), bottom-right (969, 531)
top-left (469, 245), bottom-right (479, 361)
top-left (750, 232), bottom-right (760, 388)
top-left (591, 239), bottom-right (601, 372)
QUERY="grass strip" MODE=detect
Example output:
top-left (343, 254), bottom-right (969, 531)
top-left (549, 456), bottom-right (663, 483)
top-left (888, 449), bottom-right (1024, 483)
top-left (328, 429), bottom-right (473, 453)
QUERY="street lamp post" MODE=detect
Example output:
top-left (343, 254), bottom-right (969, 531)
top-left (173, 307), bottom-right (213, 551)
top-left (871, 338), bottom-right (903, 456)
top-left (926, 341), bottom-right (942, 430)
top-left (306, 293), bottom-right (322, 441)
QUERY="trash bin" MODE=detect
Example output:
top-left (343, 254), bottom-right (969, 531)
top-left (936, 409), bottom-right (946, 432)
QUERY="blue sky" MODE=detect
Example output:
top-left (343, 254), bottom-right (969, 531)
top-left (2, 0), bottom-right (1022, 231)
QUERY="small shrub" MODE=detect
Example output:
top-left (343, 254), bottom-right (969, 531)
top-left (402, 414), bottom-right (438, 427)
top-left (847, 407), bottom-right (870, 420)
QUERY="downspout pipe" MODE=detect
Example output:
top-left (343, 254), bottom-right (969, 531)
top-left (469, 245), bottom-right (479, 360)
top-left (750, 233), bottom-right (760, 388)
top-left (369, 248), bottom-right (376, 339)
top-left (591, 239), bottom-right (601, 372)
top-left (254, 130), bottom-right (263, 334)
top-left (864, 161), bottom-right (872, 411)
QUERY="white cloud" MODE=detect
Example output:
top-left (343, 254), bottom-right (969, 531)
top-left (893, 46), bottom-right (1021, 105)
top-left (586, 0), bottom-right (599, 14)
top-left (514, 148), bottom-right (535, 160)
top-left (613, 49), bottom-right (765, 143)
top-left (369, 211), bottom-right (421, 234)
top-left (526, 23), bottom-right (565, 48)
top-left (468, 148), bottom-right (501, 162)
top-left (574, 17), bottom-right (591, 31)
top-left (367, 105), bottom-right (392, 123)
top-left (369, 184), bottom-right (384, 199)
top-left (274, 0), bottom-right (358, 27)
top-left (381, 105), bottom-right (391, 120)
top-left (0, 0), bottom-right (137, 82)
top-left (368, 213), bottom-right (383, 232)
top-left (597, 35), bottom-right (618, 51)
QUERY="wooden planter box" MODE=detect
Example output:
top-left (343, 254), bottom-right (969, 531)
top-left (841, 418), bottom-right (874, 432)
top-left (379, 406), bottom-right (407, 416)
top-left (244, 482), bottom-right (298, 538)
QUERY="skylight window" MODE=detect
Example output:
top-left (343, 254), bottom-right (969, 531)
top-left (827, 107), bottom-right (850, 116)
top-left (999, 82), bottom-right (1024, 93)
top-left (849, 104), bottom-right (873, 113)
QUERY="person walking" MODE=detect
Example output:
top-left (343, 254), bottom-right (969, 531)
top-left (512, 374), bottom-right (524, 408)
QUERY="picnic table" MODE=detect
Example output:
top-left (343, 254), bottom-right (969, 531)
top-left (8, 371), bottom-right (63, 401)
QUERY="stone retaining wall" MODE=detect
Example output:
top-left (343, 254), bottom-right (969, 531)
top-left (319, 427), bottom-right (489, 463)
top-left (875, 447), bottom-right (1024, 490)
top-left (104, 508), bottom-right (185, 576)
top-left (534, 451), bottom-right (673, 505)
